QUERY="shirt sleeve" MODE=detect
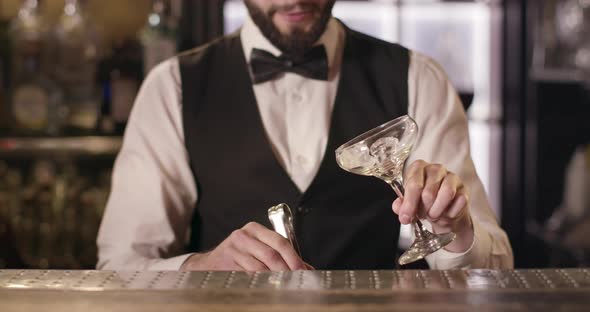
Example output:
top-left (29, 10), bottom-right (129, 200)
top-left (96, 58), bottom-right (198, 271)
top-left (407, 51), bottom-right (514, 269)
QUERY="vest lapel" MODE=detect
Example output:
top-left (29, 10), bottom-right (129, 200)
top-left (302, 27), bottom-right (396, 200)
top-left (226, 35), bottom-right (303, 197)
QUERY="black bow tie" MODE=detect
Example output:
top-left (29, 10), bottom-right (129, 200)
top-left (250, 45), bottom-right (329, 84)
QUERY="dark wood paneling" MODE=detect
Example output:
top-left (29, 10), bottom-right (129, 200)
top-left (501, 0), bottom-right (529, 268)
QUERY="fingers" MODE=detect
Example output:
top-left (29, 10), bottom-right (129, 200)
top-left (231, 227), bottom-right (290, 271)
top-left (399, 160), bottom-right (428, 224)
top-left (426, 172), bottom-right (460, 221)
top-left (396, 161), bottom-right (470, 229)
top-left (187, 222), bottom-right (311, 272)
top-left (445, 187), bottom-right (469, 220)
top-left (242, 222), bottom-right (306, 271)
top-left (420, 164), bottom-right (448, 219)
top-left (392, 197), bottom-right (402, 215)
top-left (232, 251), bottom-right (270, 272)
top-left (430, 189), bottom-right (470, 230)
top-left (392, 161), bottom-right (474, 252)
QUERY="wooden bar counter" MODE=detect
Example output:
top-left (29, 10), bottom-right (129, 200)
top-left (1, 269), bottom-right (589, 311)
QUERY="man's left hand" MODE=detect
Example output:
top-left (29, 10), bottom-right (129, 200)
top-left (392, 160), bottom-right (474, 253)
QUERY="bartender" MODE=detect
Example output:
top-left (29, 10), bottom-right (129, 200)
top-left (97, 0), bottom-right (513, 271)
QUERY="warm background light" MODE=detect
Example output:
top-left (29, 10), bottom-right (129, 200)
top-left (1, 0), bottom-right (151, 44)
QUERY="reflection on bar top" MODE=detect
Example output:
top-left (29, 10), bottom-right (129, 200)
top-left (0, 269), bottom-right (589, 291)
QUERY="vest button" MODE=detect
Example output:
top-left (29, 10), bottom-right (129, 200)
top-left (297, 205), bottom-right (310, 215)
top-left (291, 92), bottom-right (302, 102)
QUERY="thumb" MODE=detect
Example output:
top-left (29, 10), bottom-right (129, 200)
top-left (392, 197), bottom-right (403, 215)
top-left (304, 262), bottom-right (315, 270)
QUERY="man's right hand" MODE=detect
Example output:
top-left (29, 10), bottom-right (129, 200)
top-left (181, 222), bottom-right (310, 271)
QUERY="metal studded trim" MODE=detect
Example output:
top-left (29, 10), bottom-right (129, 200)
top-left (0, 269), bottom-right (589, 291)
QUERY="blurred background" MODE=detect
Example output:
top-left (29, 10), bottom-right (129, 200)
top-left (0, 0), bottom-right (588, 270)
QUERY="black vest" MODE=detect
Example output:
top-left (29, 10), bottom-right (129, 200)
top-left (179, 26), bottom-right (409, 269)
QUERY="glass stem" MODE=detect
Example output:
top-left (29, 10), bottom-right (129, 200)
top-left (389, 179), bottom-right (427, 240)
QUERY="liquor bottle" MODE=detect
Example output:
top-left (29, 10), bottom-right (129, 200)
top-left (0, 62), bottom-right (5, 133)
top-left (99, 38), bottom-right (143, 135)
top-left (9, 0), bottom-right (65, 135)
top-left (0, 161), bottom-right (9, 220)
top-left (139, 0), bottom-right (180, 75)
top-left (1, 0), bottom-right (10, 129)
top-left (26, 159), bottom-right (57, 268)
top-left (0, 161), bottom-right (25, 268)
top-left (60, 163), bottom-right (84, 268)
top-left (0, 17), bottom-right (9, 131)
top-left (52, 0), bottom-right (101, 134)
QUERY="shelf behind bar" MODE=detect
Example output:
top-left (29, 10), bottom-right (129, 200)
top-left (529, 67), bottom-right (588, 84)
top-left (0, 136), bottom-right (123, 157)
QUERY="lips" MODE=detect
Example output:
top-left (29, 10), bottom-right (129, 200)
top-left (279, 10), bottom-right (313, 23)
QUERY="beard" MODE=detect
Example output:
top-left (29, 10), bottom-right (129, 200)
top-left (244, 0), bottom-right (335, 57)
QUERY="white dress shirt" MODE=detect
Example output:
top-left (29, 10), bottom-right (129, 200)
top-left (96, 16), bottom-right (513, 271)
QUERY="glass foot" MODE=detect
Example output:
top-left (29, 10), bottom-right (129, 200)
top-left (398, 231), bottom-right (456, 266)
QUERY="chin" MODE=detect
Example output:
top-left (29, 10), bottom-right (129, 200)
top-left (276, 24), bottom-right (313, 36)
top-left (274, 19), bottom-right (314, 33)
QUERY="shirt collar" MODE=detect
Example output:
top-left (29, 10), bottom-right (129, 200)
top-left (240, 13), bottom-right (344, 72)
